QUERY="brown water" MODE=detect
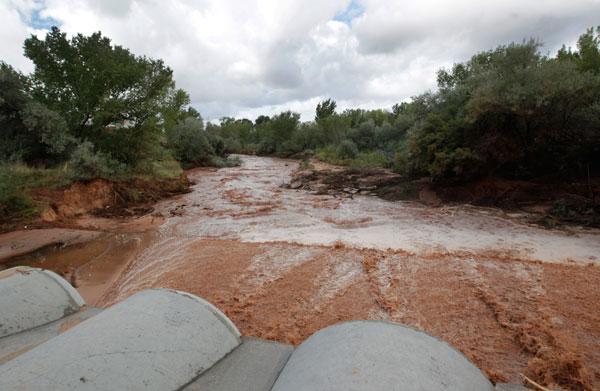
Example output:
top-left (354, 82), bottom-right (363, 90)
top-left (3, 155), bottom-right (600, 388)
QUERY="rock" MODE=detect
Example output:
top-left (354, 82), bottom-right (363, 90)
top-left (290, 181), bottom-right (303, 189)
top-left (170, 205), bottom-right (186, 216)
top-left (40, 207), bottom-right (58, 222)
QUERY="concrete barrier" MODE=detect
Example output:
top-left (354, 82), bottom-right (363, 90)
top-left (185, 337), bottom-right (294, 391)
top-left (271, 320), bottom-right (494, 391)
top-left (0, 289), bottom-right (241, 391)
top-left (0, 267), bottom-right (85, 338)
top-left (0, 308), bottom-right (102, 366)
top-left (0, 268), bottom-right (502, 390)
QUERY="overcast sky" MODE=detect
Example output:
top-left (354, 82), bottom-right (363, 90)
top-left (2, 0), bottom-right (600, 121)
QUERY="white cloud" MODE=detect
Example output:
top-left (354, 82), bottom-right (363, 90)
top-left (2, 0), bottom-right (599, 121)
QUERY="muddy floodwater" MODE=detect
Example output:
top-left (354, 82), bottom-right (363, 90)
top-left (2, 155), bottom-right (600, 388)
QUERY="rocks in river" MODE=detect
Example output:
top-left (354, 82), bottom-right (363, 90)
top-left (289, 180), bottom-right (303, 189)
top-left (169, 204), bottom-right (186, 216)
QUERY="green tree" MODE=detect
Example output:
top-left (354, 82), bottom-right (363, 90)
top-left (166, 117), bottom-right (214, 167)
top-left (315, 98), bottom-right (336, 122)
top-left (160, 88), bottom-right (197, 134)
top-left (24, 27), bottom-right (174, 164)
top-left (558, 26), bottom-right (600, 74)
top-left (0, 62), bottom-right (71, 163)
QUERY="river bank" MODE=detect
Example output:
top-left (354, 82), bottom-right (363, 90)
top-left (1, 155), bottom-right (599, 389)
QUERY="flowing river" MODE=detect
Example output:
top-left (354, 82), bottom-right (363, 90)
top-left (2, 155), bottom-right (600, 386)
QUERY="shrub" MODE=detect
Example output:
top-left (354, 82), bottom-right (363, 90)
top-left (336, 140), bottom-right (359, 159)
top-left (166, 117), bottom-right (215, 167)
top-left (210, 155), bottom-right (242, 168)
top-left (0, 171), bottom-right (35, 221)
top-left (69, 141), bottom-right (125, 180)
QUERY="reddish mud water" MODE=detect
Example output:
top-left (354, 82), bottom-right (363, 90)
top-left (2, 156), bottom-right (600, 389)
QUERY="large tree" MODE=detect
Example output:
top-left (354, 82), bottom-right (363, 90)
top-left (24, 27), bottom-right (174, 163)
top-left (0, 62), bottom-right (71, 163)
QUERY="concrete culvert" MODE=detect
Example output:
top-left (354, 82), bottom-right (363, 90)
top-left (0, 289), bottom-right (241, 391)
top-left (0, 266), bottom-right (85, 338)
top-left (271, 320), bottom-right (494, 391)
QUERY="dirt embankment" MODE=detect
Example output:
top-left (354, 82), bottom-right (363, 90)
top-left (24, 174), bottom-right (191, 226)
top-left (287, 161), bottom-right (600, 228)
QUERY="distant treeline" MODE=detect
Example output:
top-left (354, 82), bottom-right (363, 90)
top-left (1, 27), bottom-right (599, 220)
top-left (208, 27), bottom-right (600, 183)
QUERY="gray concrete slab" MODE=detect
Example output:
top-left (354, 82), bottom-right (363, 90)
top-left (0, 307), bottom-right (102, 365)
top-left (184, 337), bottom-right (293, 391)
top-left (0, 266), bottom-right (86, 338)
top-left (0, 289), bottom-right (241, 391)
top-left (494, 385), bottom-right (529, 390)
top-left (271, 320), bottom-right (494, 391)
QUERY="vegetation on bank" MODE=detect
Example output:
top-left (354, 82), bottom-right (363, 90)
top-left (1, 27), bottom-right (236, 221)
top-left (210, 28), bottom-right (600, 186)
top-left (2, 27), bottom-right (599, 222)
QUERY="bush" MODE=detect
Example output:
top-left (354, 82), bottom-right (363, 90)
top-left (167, 117), bottom-right (215, 167)
top-left (69, 141), bottom-right (125, 180)
top-left (336, 140), bottom-right (359, 159)
top-left (0, 164), bottom-right (74, 221)
top-left (0, 169), bottom-right (35, 221)
top-left (210, 155), bottom-right (242, 168)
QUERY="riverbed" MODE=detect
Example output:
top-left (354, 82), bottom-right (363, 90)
top-left (2, 155), bottom-right (599, 388)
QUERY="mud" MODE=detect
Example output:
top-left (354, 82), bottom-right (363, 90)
top-left (24, 174), bottom-right (191, 224)
top-left (2, 155), bottom-right (600, 389)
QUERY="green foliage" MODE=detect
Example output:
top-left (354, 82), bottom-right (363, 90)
top-left (254, 111), bottom-right (301, 155)
top-left (0, 166), bottom-right (36, 221)
top-left (0, 28), bottom-right (235, 224)
top-left (336, 139), bottom-right (359, 159)
top-left (315, 98), bottom-right (336, 121)
top-left (24, 27), bottom-right (174, 165)
top-left (166, 117), bottom-right (215, 168)
top-left (205, 26), bottom-right (600, 184)
top-left (0, 62), bottom-right (72, 163)
top-left (68, 141), bottom-right (125, 180)
top-left (403, 31), bottom-right (600, 181)
top-left (211, 155), bottom-right (242, 168)
top-left (2, 24), bottom-right (599, 219)
top-left (558, 27), bottom-right (600, 74)
top-left (0, 163), bottom-right (76, 221)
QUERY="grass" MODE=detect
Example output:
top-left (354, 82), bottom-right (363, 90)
top-left (133, 157), bottom-right (183, 180)
top-left (0, 156), bottom-right (186, 223)
top-left (0, 163), bottom-right (75, 221)
top-left (0, 152), bottom-right (237, 225)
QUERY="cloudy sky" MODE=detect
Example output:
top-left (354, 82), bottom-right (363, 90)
top-left (2, 0), bottom-right (600, 121)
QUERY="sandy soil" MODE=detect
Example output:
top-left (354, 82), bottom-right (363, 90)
top-left (3, 155), bottom-right (600, 390)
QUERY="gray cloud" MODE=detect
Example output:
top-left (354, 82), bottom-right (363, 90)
top-left (1, 0), bottom-right (599, 121)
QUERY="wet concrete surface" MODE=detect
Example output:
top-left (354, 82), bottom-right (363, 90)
top-left (2, 155), bottom-right (600, 389)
